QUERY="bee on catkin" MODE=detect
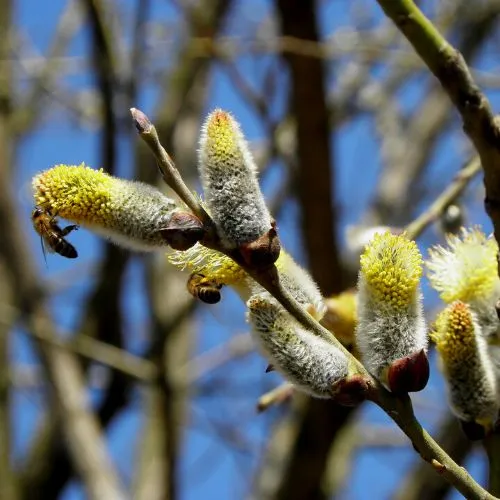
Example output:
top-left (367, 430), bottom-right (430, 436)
top-left (186, 273), bottom-right (222, 304)
top-left (32, 164), bottom-right (204, 252)
top-left (356, 232), bottom-right (428, 393)
top-left (169, 245), bottom-right (325, 319)
top-left (32, 206), bottom-right (78, 260)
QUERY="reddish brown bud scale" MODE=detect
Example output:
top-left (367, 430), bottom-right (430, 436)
top-left (239, 226), bottom-right (281, 269)
top-left (159, 211), bottom-right (205, 250)
top-left (332, 374), bottom-right (371, 407)
top-left (386, 349), bottom-right (429, 394)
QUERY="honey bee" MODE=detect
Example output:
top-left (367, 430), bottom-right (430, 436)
top-left (31, 206), bottom-right (79, 260)
top-left (186, 273), bottom-right (222, 304)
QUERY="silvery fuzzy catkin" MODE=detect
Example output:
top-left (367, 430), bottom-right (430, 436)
top-left (247, 295), bottom-right (348, 398)
top-left (356, 232), bottom-right (427, 385)
top-left (433, 301), bottom-right (499, 429)
top-left (32, 163), bottom-right (201, 251)
top-left (198, 109), bottom-right (272, 249)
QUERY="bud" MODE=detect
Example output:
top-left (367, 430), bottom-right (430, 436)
top-left (439, 203), bottom-right (465, 235)
top-left (356, 232), bottom-right (428, 391)
top-left (432, 301), bottom-right (499, 431)
top-left (426, 227), bottom-right (500, 341)
top-left (198, 109), bottom-right (279, 266)
top-left (169, 245), bottom-right (325, 319)
top-left (247, 295), bottom-right (349, 398)
top-left (32, 164), bottom-right (204, 251)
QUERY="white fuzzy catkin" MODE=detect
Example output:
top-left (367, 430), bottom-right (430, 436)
top-left (95, 181), bottom-right (180, 251)
top-left (356, 298), bottom-right (427, 380)
top-left (246, 251), bottom-right (326, 321)
top-left (355, 232), bottom-right (427, 383)
top-left (247, 295), bottom-right (348, 398)
top-left (198, 109), bottom-right (272, 248)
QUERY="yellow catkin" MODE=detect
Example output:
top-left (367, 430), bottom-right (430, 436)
top-left (33, 163), bottom-right (115, 225)
top-left (204, 111), bottom-right (240, 165)
top-left (168, 244), bottom-right (247, 286)
top-left (360, 232), bottom-right (422, 312)
top-left (432, 301), bottom-right (475, 365)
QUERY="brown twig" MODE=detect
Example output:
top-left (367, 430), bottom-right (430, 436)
top-left (257, 383), bottom-right (294, 413)
top-left (405, 156), bottom-right (481, 240)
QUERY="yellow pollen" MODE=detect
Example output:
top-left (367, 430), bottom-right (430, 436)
top-left (432, 301), bottom-right (476, 364)
top-left (169, 245), bottom-right (290, 288)
top-left (360, 232), bottom-right (422, 311)
top-left (205, 110), bottom-right (239, 162)
top-left (32, 163), bottom-right (114, 226)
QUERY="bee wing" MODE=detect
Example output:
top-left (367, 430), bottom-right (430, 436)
top-left (39, 234), bottom-right (48, 267)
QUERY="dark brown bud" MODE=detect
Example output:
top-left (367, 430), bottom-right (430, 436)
top-left (160, 211), bottom-right (205, 251)
top-left (440, 203), bottom-right (465, 235)
top-left (331, 374), bottom-right (371, 407)
top-left (460, 420), bottom-right (487, 441)
top-left (265, 364), bottom-right (275, 373)
top-left (387, 349), bottom-right (429, 394)
top-left (239, 224), bottom-right (281, 270)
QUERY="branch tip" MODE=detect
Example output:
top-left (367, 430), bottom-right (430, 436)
top-left (130, 107), bottom-right (152, 134)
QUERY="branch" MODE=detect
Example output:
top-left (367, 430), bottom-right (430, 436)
top-left (405, 156), bottom-right (481, 240)
top-left (257, 383), bottom-right (294, 413)
top-left (0, 2), bottom-right (18, 498)
top-left (485, 432), bottom-right (500, 497)
top-left (276, 0), bottom-right (343, 295)
top-left (374, 0), bottom-right (500, 274)
top-left (394, 415), bottom-right (473, 500)
top-left (21, 318), bottom-right (156, 382)
top-left (131, 108), bottom-right (497, 500)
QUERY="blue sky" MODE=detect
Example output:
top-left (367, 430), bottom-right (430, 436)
top-left (11, 1), bottom-right (496, 499)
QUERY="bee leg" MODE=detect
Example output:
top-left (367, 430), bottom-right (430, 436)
top-left (60, 224), bottom-right (79, 236)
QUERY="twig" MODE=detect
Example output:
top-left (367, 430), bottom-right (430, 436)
top-left (405, 157), bottom-right (481, 240)
top-left (131, 107), bottom-right (212, 226)
top-left (0, 304), bottom-right (156, 383)
top-left (257, 383), bottom-right (294, 413)
top-left (40, 328), bottom-right (155, 382)
top-left (12, 0), bottom-right (83, 134)
top-left (394, 415), bottom-right (473, 500)
top-left (0, 3), bottom-right (18, 498)
top-left (374, 0), bottom-right (500, 276)
top-left (182, 333), bottom-right (254, 386)
top-left (485, 432), bottom-right (500, 497)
